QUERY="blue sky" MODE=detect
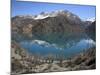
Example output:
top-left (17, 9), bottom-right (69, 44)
top-left (11, 0), bottom-right (96, 20)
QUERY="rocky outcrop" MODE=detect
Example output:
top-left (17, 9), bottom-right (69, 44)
top-left (62, 47), bottom-right (96, 70)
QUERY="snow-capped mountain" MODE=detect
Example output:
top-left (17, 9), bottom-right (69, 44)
top-left (12, 10), bottom-right (84, 43)
top-left (86, 17), bottom-right (95, 22)
top-left (14, 10), bottom-right (81, 22)
top-left (34, 10), bottom-right (81, 22)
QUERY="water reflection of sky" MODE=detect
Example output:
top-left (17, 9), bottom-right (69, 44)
top-left (20, 39), bottom-right (95, 58)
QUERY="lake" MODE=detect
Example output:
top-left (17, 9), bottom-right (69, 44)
top-left (19, 33), bottom-right (96, 59)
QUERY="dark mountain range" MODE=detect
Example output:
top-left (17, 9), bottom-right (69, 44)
top-left (85, 21), bottom-right (96, 41)
top-left (86, 21), bottom-right (96, 32)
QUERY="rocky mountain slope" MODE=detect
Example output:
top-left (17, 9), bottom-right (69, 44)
top-left (11, 10), bottom-right (84, 42)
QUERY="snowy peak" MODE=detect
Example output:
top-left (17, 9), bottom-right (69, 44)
top-left (34, 10), bottom-right (60, 20)
top-left (33, 10), bottom-right (81, 21)
top-left (14, 10), bottom-right (80, 21)
top-left (86, 17), bottom-right (95, 22)
top-left (34, 12), bottom-right (50, 20)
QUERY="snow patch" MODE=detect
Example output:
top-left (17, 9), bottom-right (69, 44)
top-left (82, 39), bottom-right (95, 45)
top-left (34, 14), bottom-right (49, 20)
top-left (86, 17), bottom-right (95, 22)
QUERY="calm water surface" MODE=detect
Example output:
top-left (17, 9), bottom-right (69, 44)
top-left (19, 33), bottom-right (95, 58)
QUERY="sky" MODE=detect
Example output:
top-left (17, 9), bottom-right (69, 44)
top-left (11, 0), bottom-right (96, 20)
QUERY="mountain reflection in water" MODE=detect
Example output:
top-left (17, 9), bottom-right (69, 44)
top-left (19, 33), bottom-right (95, 58)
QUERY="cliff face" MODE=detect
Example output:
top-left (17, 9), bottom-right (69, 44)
top-left (11, 10), bottom-right (84, 42)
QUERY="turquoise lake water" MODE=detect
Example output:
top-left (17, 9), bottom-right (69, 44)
top-left (19, 33), bottom-right (95, 58)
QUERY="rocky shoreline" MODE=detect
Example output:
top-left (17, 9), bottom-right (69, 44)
top-left (11, 41), bottom-right (96, 74)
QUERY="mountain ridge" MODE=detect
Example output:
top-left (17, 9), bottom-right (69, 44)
top-left (11, 10), bottom-right (94, 42)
